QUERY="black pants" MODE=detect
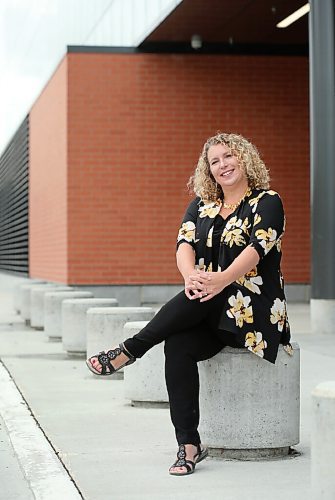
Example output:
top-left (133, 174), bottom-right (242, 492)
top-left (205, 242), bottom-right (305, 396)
top-left (123, 291), bottom-right (242, 446)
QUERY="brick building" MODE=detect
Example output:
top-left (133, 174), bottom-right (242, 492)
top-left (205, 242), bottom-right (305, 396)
top-left (0, 0), bottom-right (311, 303)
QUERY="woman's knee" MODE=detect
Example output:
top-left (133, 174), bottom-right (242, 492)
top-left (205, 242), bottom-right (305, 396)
top-left (164, 331), bottom-right (191, 358)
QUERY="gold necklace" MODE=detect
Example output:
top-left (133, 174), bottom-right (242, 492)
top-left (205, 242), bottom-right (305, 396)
top-left (222, 187), bottom-right (251, 210)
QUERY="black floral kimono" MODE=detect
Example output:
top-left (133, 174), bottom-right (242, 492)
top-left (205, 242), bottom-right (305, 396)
top-left (177, 188), bottom-right (292, 364)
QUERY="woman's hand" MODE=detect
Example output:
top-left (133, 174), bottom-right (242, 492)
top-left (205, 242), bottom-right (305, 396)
top-left (184, 276), bottom-right (203, 300)
top-left (188, 270), bottom-right (229, 302)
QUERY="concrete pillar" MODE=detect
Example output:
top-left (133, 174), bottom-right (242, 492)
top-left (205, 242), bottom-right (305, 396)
top-left (62, 298), bottom-right (118, 355)
top-left (312, 381), bottom-right (335, 499)
top-left (31, 286), bottom-right (74, 329)
top-left (311, 300), bottom-right (335, 335)
top-left (309, 0), bottom-right (335, 332)
top-left (123, 321), bottom-right (168, 406)
top-left (86, 307), bottom-right (155, 374)
top-left (44, 291), bottom-right (93, 341)
top-left (199, 343), bottom-right (300, 459)
top-left (19, 282), bottom-right (48, 325)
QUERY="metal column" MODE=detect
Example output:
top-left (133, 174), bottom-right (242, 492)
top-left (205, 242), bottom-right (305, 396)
top-left (309, 0), bottom-right (335, 331)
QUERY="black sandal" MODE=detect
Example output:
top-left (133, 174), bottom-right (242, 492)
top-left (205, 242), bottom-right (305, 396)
top-left (86, 343), bottom-right (135, 376)
top-left (169, 444), bottom-right (208, 476)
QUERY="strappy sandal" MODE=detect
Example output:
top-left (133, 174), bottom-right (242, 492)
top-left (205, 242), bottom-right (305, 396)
top-left (86, 343), bottom-right (135, 376)
top-left (169, 444), bottom-right (208, 476)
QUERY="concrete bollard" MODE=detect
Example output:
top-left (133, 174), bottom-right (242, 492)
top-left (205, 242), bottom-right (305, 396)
top-left (62, 298), bottom-right (118, 355)
top-left (199, 342), bottom-right (300, 459)
top-left (123, 321), bottom-right (168, 406)
top-left (44, 291), bottom-right (93, 341)
top-left (19, 281), bottom-right (49, 325)
top-left (14, 279), bottom-right (43, 314)
top-left (86, 308), bottom-right (155, 375)
top-left (311, 381), bottom-right (335, 499)
top-left (31, 285), bottom-right (74, 330)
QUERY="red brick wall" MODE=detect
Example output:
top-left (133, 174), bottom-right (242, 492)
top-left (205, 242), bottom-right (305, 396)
top-left (29, 57), bottom-right (68, 282)
top-left (30, 51), bottom-right (309, 284)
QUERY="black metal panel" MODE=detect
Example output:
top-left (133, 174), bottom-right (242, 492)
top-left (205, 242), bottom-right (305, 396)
top-left (0, 116), bottom-right (29, 275)
top-left (68, 43), bottom-right (308, 56)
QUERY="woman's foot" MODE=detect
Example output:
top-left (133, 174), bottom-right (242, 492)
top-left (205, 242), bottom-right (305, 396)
top-left (86, 343), bottom-right (135, 376)
top-left (169, 444), bottom-right (208, 476)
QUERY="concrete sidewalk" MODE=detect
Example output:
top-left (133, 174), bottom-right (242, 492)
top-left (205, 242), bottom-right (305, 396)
top-left (1, 277), bottom-right (335, 500)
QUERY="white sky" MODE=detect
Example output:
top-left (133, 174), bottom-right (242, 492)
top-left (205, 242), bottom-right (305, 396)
top-left (0, 0), bottom-right (182, 155)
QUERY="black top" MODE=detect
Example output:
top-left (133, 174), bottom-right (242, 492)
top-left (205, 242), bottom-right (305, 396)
top-left (177, 188), bottom-right (292, 364)
top-left (212, 215), bottom-right (225, 272)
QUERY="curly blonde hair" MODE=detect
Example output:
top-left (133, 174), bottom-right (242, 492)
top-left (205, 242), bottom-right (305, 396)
top-left (188, 132), bottom-right (270, 202)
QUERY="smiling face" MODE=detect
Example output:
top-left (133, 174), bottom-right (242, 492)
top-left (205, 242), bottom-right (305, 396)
top-left (207, 143), bottom-right (248, 193)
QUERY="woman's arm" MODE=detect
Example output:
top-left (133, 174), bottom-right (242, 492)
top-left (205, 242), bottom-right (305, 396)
top-left (176, 242), bottom-right (196, 280)
top-left (176, 197), bottom-right (203, 300)
top-left (176, 243), bottom-right (203, 300)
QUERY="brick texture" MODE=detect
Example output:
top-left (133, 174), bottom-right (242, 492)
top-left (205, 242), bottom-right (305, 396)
top-left (29, 57), bottom-right (68, 282)
top-left (29, 52), bottom-right (309, 285)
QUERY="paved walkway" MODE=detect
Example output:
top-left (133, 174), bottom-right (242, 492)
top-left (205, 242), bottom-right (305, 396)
top-left (0, 275), bottom-right (335, 500)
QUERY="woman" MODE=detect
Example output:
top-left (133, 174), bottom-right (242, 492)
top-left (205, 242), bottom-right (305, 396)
top-left (86, 132), bottom-right (292, 476)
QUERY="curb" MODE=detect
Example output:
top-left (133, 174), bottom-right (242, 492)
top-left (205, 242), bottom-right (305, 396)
top-left (0, 361), bottom-right (82, 500)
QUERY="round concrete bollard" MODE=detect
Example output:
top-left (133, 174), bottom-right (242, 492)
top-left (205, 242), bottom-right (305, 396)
top-left (19, 281), bottom-right (49, 324)
top-left (311, 381), bottom-right (335, 499)
top-left (14, 279), bottom-right (43, 314)
top-left (31, 285), bottom-right (74, 330)
top-left (44, 291), bottom-right (94, 341)
top-left (199, 342), bottom-right (300, 460)
top-left (86, 307), bottom-right (155, 376)
top-left (123, 321), bottom-right (168, 407)
top-left (62, 298), bottom-right (119, 355)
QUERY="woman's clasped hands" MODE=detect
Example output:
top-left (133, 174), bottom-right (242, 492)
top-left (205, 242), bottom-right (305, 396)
top-left (184, 269), bottom-right (228, 302)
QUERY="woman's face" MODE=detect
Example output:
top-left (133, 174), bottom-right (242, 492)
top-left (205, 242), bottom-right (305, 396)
top-left (207, 143), bottom-right (247, 191)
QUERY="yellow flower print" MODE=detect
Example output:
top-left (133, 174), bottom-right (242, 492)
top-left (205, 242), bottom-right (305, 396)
top-left (224, 216), bottom-right (250, 234)
top-left (255, 227), bottom-right (278, 255)
top-left (196, 258), bottom-right (205, 271)
top-left (177, 221), bottom-right (195, 243)
top-left (198, 201), bottom-right (221, 218)
top-left (276, 238), bottom-right (282, 252)
top-left (227, 290), bottom-right (253, 327)
top-left (236, 272), bottom-right (263, 294)
top-left (245, 267), bottom-right (257, 277)
top-left (206, 262), bottom-right (213, 272)
top-left (222, 228), bottom-right (246, 247)
top-left (254, 213), bottom-right (262, 226)
top-left (245, 331), bottom-right (267, 358)
top-left (206, 227), bottom-right (213, 247)
top-left (249, 190), bottom-right (276, 213)
top-left (249, 192), bottom-right (266, 213)
top-left (270, 298), bottom-right (286, 332)
top-left (283, 344), bottom-right (294, 356)
top-left (221, 216), bottom-right (250, 247)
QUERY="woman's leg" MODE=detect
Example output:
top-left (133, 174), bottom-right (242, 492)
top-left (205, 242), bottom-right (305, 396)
top-left (124, 290), bottom-right (224, 358)
top-left (87, 290), bottom-right (228, 375)
top-left (164, 324), bottom-right (224, 446)
top-left (165, 324), bottom-right (225, 474)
